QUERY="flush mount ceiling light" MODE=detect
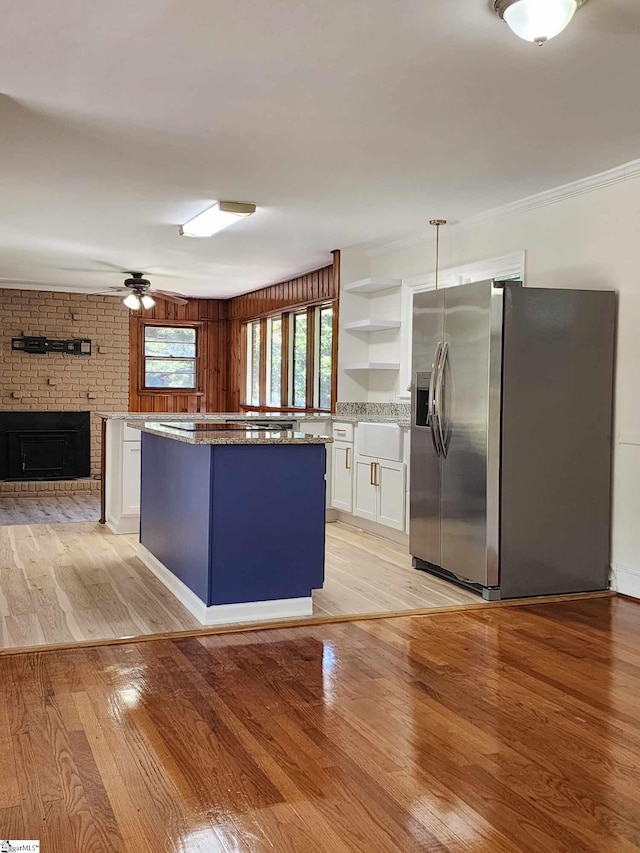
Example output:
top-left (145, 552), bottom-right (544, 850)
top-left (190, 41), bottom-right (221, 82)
top-left (179, 201), bottom-right (257, 238)
top-left (493, 0), bottom-right (587, 46)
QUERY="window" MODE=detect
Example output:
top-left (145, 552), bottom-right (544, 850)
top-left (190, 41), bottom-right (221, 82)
top-left (243, 302), bottom-right (336, 412)
top-left (291, 312), bottom-right (308, 408)
top-left (317, 305), bottom-right (333, 410)
top-left (266, 317), bottom-right (282, 407)
top-left (246, 321), bottom-right (261, 405)
top-left (143, 325), bottom-right (197, 389)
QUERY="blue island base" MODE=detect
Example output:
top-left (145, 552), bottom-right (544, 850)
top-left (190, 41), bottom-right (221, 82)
top-left (137, 432), bottom-right (326, 625)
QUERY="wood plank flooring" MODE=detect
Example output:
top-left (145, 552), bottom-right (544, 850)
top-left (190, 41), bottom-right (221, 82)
top-left (0, 495), bottom-right (100, 525)
top-left (1, 595), bottom-right (639, 851)
top-left (0, 522), bottom-right (200, 649)
top-left (0, 521), bottom-right (477, 651)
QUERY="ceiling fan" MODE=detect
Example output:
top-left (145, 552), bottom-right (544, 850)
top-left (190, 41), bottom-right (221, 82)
top-left (97, 272), bottom-right (188, 309)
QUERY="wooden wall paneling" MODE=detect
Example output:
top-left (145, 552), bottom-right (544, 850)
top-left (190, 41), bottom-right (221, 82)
top-left (226, 261), bottom-right (339, 411)
top-left (228, 263), bottom-right (337, 322)
top-left (128, 261), bottom-right (338, 414)
top-left (128, 312), bottom-right (139, 411)
top-left (129, 299), bottom-right (229, 414)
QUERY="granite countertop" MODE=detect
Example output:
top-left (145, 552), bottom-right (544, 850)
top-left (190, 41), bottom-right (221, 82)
top-left (125, 421), bottom-right (333, 446)
top-left (333, 415), bottom-right (410, 427)
top-left (99, 411), bottom-right (410, 427)
top-left (99, 412), bottom-right (331, 422)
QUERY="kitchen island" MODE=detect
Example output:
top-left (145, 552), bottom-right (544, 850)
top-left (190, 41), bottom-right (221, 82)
top-left (127, 421), bottom-right (332, 625)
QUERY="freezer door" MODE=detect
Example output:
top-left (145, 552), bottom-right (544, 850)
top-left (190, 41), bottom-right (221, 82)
top-left (499, 287), bottom-right (615, 597)
top-left (440, 280), bottom-right (503, 586)
top-left (410, 289), bottom-right (444, 566)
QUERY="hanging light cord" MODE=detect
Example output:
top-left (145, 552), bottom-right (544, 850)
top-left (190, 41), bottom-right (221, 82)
top-left (429, 219), bottom-right (447, 289)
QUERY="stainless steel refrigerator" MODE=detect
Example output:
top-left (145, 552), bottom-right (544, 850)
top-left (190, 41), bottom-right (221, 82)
top-left (410, 280), bottom-right (615, 600)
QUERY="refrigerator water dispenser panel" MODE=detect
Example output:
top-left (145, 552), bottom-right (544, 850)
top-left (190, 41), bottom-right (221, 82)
top-left (415, 372), bottom-right (431, 427)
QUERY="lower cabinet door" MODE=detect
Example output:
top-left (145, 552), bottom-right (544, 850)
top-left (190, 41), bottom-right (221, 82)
top-left (354, 454), bottom-right (378, 522)
top-left (121, 442), bottom-right (141, 516)
top-left (377, 459), bottom-right (406, 530)
top-left (331, 441), bottom-right (353, 513)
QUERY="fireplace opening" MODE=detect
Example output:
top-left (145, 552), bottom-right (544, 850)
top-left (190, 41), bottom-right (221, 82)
top-left (0, 412), bottom-right (91, 481)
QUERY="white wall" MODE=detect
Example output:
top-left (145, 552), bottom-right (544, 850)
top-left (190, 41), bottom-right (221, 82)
top-left (338, 170), bottom-right (640, 592)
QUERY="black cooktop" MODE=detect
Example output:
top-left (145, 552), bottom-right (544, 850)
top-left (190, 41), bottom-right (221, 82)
top-left (160, 422), bottom-right (287, 433)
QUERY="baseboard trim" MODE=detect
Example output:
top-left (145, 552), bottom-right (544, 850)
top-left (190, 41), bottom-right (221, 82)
top-left (611, 564), bottom-right (640, 600)
top-left (105, 514), bottom-right (140, 535)
top-left (201, 597), bottom-right (313, 626)
top-left (137, 544), bottom-right (313, 625)
top-left (333, 511), bottom-right (409, 547)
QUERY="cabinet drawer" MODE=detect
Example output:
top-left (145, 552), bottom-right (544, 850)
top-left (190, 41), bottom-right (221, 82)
top-left (332, 422), bottom-right (353, 443)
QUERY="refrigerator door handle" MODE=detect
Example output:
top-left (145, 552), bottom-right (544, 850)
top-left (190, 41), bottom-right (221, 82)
top-left (435, 341), bottom-right (449, 458)
top-left (428, 342), bottom-right (443, 458)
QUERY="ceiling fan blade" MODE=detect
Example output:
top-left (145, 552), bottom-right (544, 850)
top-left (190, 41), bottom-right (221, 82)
top-left (153, 291), bottom-right (189, 305)
top-left (60, 263), bottom-right (174, 277)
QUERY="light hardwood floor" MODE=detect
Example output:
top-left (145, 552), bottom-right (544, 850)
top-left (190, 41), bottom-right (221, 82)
top-left (1, 596), bottom-right (639, 851)
top-left (0, 520), bottom-right (478, 651)
top-left (0, 495), bottom-right (100, 524)
top-left (318, 522), bottom-right (478, 614)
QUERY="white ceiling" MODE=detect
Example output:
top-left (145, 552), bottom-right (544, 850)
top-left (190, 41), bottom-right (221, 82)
top-left (0, 0), bottom-right (639, 298)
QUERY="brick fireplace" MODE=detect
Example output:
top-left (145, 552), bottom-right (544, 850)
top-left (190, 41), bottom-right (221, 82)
top-left (0, 289), bottom-right (129, 497)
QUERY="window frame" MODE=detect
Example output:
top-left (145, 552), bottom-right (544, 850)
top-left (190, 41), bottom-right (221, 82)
top-left (240, 300), bottom-right (337, 414)
top-left (265, 315), bottom-right (283, 408)
top-left (316, 303), bottom-right (334, 411)
top-left (245, 319), bottom-right (262, 406)
top-left (290, 309), bottom-right (310, 410)
top-left (138, 320), bottom-right (202, 394)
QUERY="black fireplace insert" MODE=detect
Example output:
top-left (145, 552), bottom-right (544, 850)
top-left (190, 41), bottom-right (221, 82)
top-left (0, 411), bottom-right (91, 481)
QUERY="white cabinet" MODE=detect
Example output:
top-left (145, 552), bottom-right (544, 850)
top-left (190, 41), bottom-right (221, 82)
top-left (330, 422), bottom-right (355, 514)
top-left (105, 419), bottom-right (142, 534)
top-left (354, 455), bottom-right (378, 521)
top-left (332, 441), bottom-right (353, 513)
top-left (354, 454), bottom-right (406, 531)
top-left (377, 459), bottom-right (406, 530)
top-left (121, 442), bottom-right (141, 516)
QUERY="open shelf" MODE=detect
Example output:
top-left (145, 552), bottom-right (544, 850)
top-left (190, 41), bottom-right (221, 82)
top-left (343, 362), bottom-right (400, 371)
top-left (343, 277), bottom-right (402, 295)
top-left (343, 320), bottom-right (401, 333)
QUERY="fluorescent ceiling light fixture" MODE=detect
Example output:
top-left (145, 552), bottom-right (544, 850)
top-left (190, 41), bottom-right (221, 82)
top-left (493, 0), bottom-right (584, 45)
top-left (180, 201), bottom-right (256, 238)
top-left (123, 292), bottom-right (141, 310)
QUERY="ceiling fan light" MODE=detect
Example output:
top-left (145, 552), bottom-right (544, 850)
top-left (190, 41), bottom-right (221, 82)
top-left (124, 292), bottom-right (141, 310)
top-left (180, 201), bottom-right (256, 238)
top-left (502, 0), bottom-right (578, 44)
top-left (141, 294), bottom-right (156, 309)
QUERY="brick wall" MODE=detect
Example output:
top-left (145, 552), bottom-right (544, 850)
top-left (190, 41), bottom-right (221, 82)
top-left (0, 290), bottom-right (129, 497)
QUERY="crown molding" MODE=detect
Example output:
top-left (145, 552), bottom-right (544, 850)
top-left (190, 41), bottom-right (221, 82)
top-left (465, 156), bottom-right (640, 225)
top-left (0, 280), bottom-right (115, 295)
top-left (367, 156), bottom-right (640, 259)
